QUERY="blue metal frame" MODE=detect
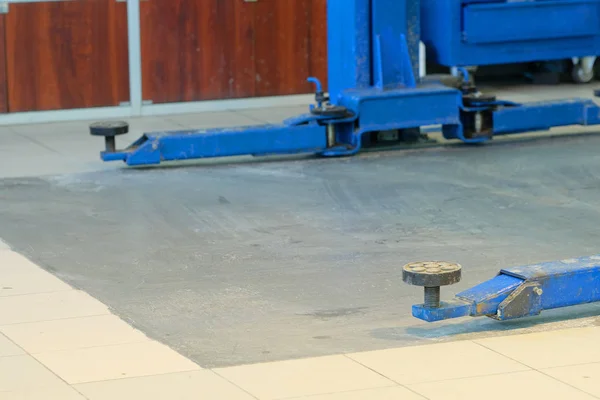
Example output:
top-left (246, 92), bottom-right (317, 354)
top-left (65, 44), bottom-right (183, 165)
top-left (412, 255), bottom-right (600, 322)
top-left (95, 0), bottom-right (600, 166)
top-left (421, 0), bottom-right (600, 68)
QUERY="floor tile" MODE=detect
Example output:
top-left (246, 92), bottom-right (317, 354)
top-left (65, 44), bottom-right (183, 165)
top-left (294, 386), bottom-right (426, 400)
top-left (75, 370), bottom-right (254, 400)
top-left (408, 370), bottom-right (596, 400)
top-left (164, 111), bottom-right (260, 129)
top-left (0, 333), bottom-right (24, 357)
top-left (0, 354), bottom-right (67, 392)
top-left (0, 128), bottom-right (53, 155)
top-left (2, 385), bottom-right (86, 400)
top-left (0, 290), bottom-right (109, 326)
top-left (236, 106), bottom-right (309, 124)
top-left (9, 116), bottom-right (182, 137)
top-left (1, 314), bottom-right (148, 354)
top-left (214, 355), bottom-right (395, 400)
top-left (475, 327), bottom-right (600, 369)
top-left (0, 251), bottom-right (72, 297)
top-left (347, 341), bottom-right (529, 385)
top-left (34, 341), bottom-right (201, 384)
top-left (543, 362), bottom-right (600, 397)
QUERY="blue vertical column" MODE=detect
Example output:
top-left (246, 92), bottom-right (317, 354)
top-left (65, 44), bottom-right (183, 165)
top-left (371, 0), bottom-right (421, 86)
top-left (327, 0), bottom-right (372, 103)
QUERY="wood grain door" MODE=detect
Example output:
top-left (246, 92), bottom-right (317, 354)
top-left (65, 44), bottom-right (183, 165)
top-left (254, 0), bottom-right (328, 97)
top-left (140, 0), bottom-right (328, 104)
top-left (5, 0), bottom-right (130, 112)
top-left (309, 0), bottom-right (328, 91)
top-left (0, 15), bottom-right (7, 114)
top-left (140, 0), bottom-right (256, 103)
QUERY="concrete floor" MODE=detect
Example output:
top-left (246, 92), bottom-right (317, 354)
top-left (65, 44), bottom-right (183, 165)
top-left (2, 83), bottom-right (600, 368)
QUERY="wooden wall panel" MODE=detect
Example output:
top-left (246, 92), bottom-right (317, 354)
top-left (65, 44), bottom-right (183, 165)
top-left (5, 0), bottom-right (130, 112)
top-left (141, 0), bottom-right (328, 104)
top-left (309, 0), bottom-right (328, 90)
top-left (254, 0), bottom-right (313, 97)
top-left (0, 16), bottom-right (7, 113)
top-left (141, 0), bottom-right (255, 103)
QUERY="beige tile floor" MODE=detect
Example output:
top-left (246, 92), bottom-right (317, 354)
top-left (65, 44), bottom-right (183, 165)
top-left (1, 244), bottom-right (600, 399)
top-left (2, 86), bottom-right (600, 398)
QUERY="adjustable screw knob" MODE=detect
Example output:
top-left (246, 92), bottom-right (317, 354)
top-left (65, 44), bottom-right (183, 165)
top-left (89, 121), bottom-right (129, 153)
top-left (402, 261), bottom-right (462, 308)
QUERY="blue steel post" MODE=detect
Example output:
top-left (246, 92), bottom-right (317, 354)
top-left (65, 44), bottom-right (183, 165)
top-left (371, 0), bottom-right (421, 86)
top-left (91, 0), bottom-right (600, 166)
top-left (327, 0), bottom-right (372, 104)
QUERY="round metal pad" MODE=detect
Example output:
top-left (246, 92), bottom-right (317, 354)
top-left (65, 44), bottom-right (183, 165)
top-left (402, 261), bottom-right (462, 287)
top-left (462, 93), bottom-right (497, 107)
top-left (89, 121), bottom-right (129, 137)
top-left (310, 105), bottom-right (353, 119)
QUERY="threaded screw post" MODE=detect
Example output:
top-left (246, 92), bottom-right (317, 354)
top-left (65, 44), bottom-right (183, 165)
top-left (424, 286), bottom-right (441, 308)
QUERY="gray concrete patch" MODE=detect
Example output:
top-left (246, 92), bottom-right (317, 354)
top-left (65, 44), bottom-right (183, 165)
top-left (1, 134), bottom-right (600, 367)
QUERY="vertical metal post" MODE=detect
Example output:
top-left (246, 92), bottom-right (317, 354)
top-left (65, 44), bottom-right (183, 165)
top-left (371, 0), bottom-right (421, 85)
top-left (327, 0), bottom-right (372, 104)
top-left (127, 0), bottom-right (143, 116)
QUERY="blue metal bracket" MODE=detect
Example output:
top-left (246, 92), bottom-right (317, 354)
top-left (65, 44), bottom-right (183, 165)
top-left (411, 255), bottom-right (600, 322)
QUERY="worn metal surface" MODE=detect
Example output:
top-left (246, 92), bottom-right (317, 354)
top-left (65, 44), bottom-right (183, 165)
top-left (402, 261), bottom-right (462, 287)
top-left (3, 134), bottom-right (600, 367)
top-left (422, 0), bottom-right (600, 67)
top-left (93, 0), bottom-right (600, 166)
top-left (412, 254), bottom-right (600, 322)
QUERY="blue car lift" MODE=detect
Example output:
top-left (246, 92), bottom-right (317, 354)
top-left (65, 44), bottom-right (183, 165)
top-left (91, 0), bottom-right (600, 166)
top-left (421, 0), bottom-right (600, 83)
top-left (89, 0), bottom-right (600, 325)
top-left (402, 255), bottom-right (600, 322)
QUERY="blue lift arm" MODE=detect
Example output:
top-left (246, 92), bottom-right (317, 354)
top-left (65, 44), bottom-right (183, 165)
top-left (406, 255), bottom-right (600, 323)
top-left (92, 0), bottom-right (600, 166)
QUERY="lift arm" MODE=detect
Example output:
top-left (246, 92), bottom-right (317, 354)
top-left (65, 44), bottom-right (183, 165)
top-left (403, 255), bottom-right (600, 322)
top-left (90, 0), bottom-right (600, 166)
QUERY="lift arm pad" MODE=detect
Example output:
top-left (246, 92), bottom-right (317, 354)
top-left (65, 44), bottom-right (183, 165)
top-left (412, 255), bottom-right (600, 322)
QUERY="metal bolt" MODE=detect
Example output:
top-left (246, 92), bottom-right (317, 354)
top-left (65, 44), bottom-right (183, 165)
top-left (104, 136), bottom-right (117, 153)
top-left (424, 286), bottom-right (441, 308)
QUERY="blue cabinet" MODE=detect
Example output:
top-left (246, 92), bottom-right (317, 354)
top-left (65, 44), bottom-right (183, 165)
top-left (422, 0), bottom-right (600, 68)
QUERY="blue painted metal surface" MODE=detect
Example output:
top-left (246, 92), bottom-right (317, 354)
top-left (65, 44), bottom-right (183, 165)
top-left (101, 123), bottom-right (327, 166)
top-left (421, 0), bottom-right (600, 67)
top-left (94, 0), bottom-right (600, 166)
top-left (327, 0), bottom-right (371, 104)
top-left (412, 255), bottom-right (600, 322)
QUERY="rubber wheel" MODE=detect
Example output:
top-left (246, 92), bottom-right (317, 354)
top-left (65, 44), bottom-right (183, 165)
top-left (89, 121), bottom-right (130, 137)
top-left (571, 65), bottom-right (595, 84)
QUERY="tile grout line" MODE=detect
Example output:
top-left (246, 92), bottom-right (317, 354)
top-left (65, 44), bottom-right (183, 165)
top-left (0, 332), bottom-right (93, 400)
top-left (0, 312), bottom-right (111, 328)
top-left (15, 131), bottom-right (62, 154)
top-left (0, 250), bottom-right (217, 391)
top-left (203, 369), bottom-right (261, 400)
top-left (276, 386), bottom-right (403, 400)
top-left (62, 366), bottom-right (203, 387)
top-left (1, 337), bottom-right (154, 357)
top-left (472, 340), bottom-right (600, 399)
top-left (0, 288), bottom-right (75, 298)
top-left (340, 353), bottom-right (431, 400)
top-left (342, 347), bottom-right (557, 389)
